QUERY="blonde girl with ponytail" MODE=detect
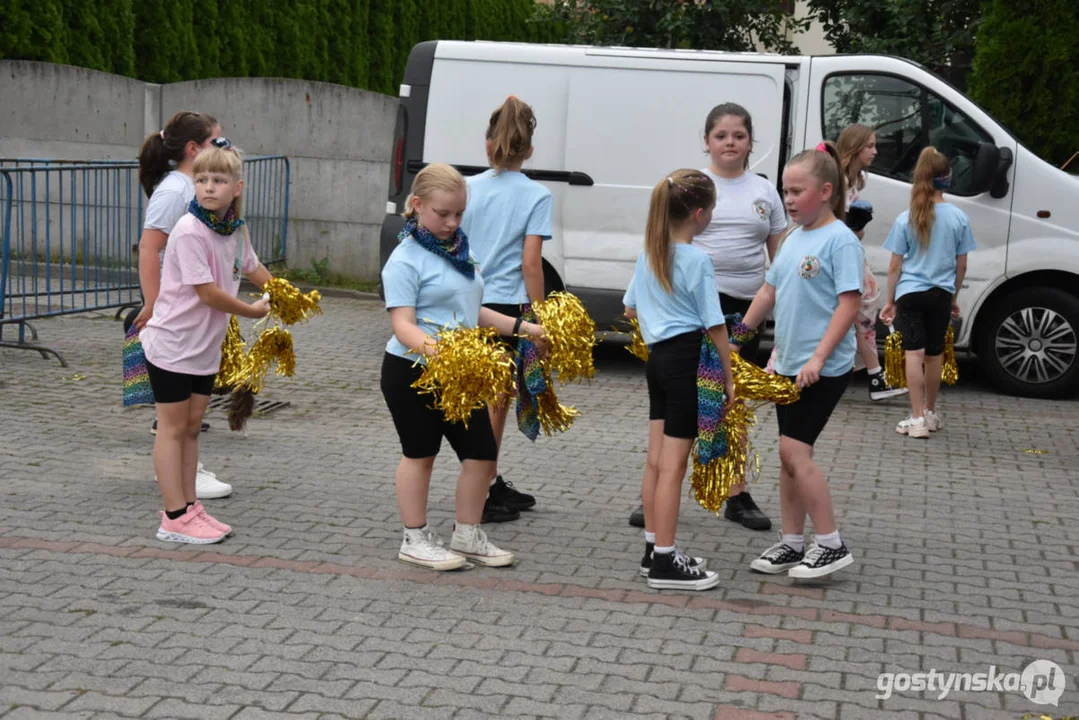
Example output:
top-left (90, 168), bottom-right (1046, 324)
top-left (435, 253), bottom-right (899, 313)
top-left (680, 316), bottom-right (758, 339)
top-left (880, 147), bottom-right (976, 439)
top-left (623, 169), bottom-right (732, 592)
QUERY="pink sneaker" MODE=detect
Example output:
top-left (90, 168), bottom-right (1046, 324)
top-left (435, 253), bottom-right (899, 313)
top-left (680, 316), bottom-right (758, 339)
top-left (156, 506), bottom-right (226, 544)
top-left (193, 501), bottom-right (233, 536)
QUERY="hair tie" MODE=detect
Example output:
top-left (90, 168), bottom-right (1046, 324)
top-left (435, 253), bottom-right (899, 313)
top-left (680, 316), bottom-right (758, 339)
top-left (666, 176), bottom-right (674, 187)
top-left (815, 142), bottom-right (828, 153)
top-left (159, 130), bottom-right (166, 140)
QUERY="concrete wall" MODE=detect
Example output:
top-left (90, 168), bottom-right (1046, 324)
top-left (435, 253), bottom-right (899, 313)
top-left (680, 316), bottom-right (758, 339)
top-left (0, 61), bottom-right (397, 281)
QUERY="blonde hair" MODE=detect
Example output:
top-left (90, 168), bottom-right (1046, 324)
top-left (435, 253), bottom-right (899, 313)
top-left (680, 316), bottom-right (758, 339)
top-left (402, 163), bottom-right (467, 219)
top-left (910, 146), bottom-right (952, 250)
top-left (193, 146), bottom-right (244, 217)
top-left (645, 170), bottom-right (715, 294)
top-left (837, 124), bottom-right (874, 193)
top-left (787, 141), bottom-right (847, 222)
top-left (486, 96), bottom-right (536, 172)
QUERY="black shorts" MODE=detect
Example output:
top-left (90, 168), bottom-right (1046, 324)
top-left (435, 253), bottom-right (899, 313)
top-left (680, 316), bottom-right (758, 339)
top-left (646, 331), bottom-right (701, 440)
top-left (380, 352), bottom-right (498, 461)
top-left (895, 288), bottom-right (952, 355)
top-left (719, 293), bottom-right (761, 366)
top-left (775, 372), bottom-right (851, 446)
top-left (146, 360), bottom-right (216, 404)
top-left (482, 302), bottom-right (529, 344)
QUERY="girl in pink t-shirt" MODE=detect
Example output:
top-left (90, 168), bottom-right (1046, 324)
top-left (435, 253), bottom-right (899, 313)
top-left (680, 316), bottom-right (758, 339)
top-left (140, 144), bottom-right (272, 544)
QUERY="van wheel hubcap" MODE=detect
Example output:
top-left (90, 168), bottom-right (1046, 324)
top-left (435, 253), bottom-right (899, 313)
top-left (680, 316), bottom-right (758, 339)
top-left (994, 307), bottom-right (1077, 385)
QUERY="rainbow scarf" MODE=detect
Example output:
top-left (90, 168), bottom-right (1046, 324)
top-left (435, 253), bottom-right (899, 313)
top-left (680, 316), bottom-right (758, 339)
top-left (122, 325), bottom-right (154, 407)
top-left (188, 199), bottom-right (244, 235)
top-left (696, 331), bottom-right (728, 464)
top-left (513, 307), bottom-right (544, 440)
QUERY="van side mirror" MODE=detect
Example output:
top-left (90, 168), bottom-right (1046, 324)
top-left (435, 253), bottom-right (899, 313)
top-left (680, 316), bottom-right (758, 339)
top-left (971, 142), bottom-right (1001, 195)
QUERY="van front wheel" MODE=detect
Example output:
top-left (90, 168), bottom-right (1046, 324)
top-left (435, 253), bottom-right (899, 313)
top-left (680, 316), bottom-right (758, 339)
top-left (977, 287), bottom-right (1079, 398)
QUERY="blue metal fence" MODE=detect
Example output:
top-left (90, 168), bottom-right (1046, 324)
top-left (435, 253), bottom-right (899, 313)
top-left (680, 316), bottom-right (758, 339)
top-left (0, 156), bottom-right (289, 366)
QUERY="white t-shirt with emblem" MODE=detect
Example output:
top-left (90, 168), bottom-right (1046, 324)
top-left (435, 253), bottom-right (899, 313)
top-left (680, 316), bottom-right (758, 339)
top-left (694, 169), bottom-right (787, 300)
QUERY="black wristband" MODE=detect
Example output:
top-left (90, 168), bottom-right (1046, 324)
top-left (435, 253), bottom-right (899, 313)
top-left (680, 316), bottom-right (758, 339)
top-left (513, 317), bottom-right (524, 336)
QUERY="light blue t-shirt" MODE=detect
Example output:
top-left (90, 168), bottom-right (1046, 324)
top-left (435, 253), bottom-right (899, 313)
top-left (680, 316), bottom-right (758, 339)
top-left (884, 203), bottom-right (976, 299)
top-left (623, 244), bottom-right (725, 346)
top-left (765, 221), bottom-right (864, 377)
top-left (460, 169), bottom-right (552, 305)
top-left (381, 236), bottom-right (485, 363)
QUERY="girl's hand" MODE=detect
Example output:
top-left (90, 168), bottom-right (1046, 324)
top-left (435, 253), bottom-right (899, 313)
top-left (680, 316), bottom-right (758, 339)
top-left (796, 355), bottom-right (824, 388)
top-left (526, 322), bottom-right (550, 359)
top-left (133, 304), bottom-right (153, 331)
top-left (247, 297), bottom-right (271, 319)
top-left (951, 298), bottom-right (961, 319)
top-left (724, 380), bottom-right (736, 407)
top-left (879, 302), bottom-right (897, 326)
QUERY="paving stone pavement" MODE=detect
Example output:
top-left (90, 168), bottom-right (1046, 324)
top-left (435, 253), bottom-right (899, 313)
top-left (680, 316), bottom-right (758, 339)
top-left (1, 296), bottom-right (1077, 720)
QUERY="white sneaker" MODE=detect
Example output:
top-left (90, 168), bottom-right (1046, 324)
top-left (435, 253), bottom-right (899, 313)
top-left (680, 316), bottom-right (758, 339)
top-left (450, 523), bottom-right (515, 567)
top-left (196, 465), bottom-right (233, 499)
top-left (398, 528), bottom-right (468, 571)
top-left (925, 410), bottom-right (942, 432)
top-left (896, 415), bottom-right (929, 438)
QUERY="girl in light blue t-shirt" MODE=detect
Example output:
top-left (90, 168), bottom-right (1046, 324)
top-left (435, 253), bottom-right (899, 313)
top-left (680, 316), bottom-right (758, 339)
top-left (738, 141), bottom-right (864, 581)
top-left (880, 147), bottom-right (976, 439)
top-left (459, 96), bottom-right (554, 523)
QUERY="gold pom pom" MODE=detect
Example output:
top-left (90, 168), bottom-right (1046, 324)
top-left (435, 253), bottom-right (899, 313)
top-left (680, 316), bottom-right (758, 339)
top-left (691, 402), bottom-right (758, 514)
top-left (942, 325), bottom-right (959, 385)
top-left (731, 352), bottom-right (800, 405)
top-left (532, 292), bottom-right (597, 384)
top-left (214, 315), bottom-right (246, 394)
top-left (411, 325), bottom-right (516, 427)
top-left (536, 384), bottom-right (579, 436)
top-left (884, 329), bottom-right (907, 389)
top-left (262, 277), bottom-right (322, 326)
top-left (624, 317), bottom-right (650, 363)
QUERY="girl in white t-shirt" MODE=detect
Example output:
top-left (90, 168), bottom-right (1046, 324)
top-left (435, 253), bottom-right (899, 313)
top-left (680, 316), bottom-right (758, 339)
top-left (696, 102), bottom-right (787, 532)
top-left (134, 111), bottom-right (233, 499)
top-left (141, 146), bottom-right (272, 544)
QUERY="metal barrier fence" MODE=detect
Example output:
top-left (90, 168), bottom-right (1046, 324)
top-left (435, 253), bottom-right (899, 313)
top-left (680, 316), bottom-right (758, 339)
top-left (0, 156), bottom-right (289, 366)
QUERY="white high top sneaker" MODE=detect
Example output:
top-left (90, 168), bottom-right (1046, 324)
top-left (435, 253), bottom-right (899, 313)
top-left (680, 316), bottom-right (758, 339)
top-left (450, 523), bottom-right (515, 567)
top-left (398, 527), bottom-right (468, 571)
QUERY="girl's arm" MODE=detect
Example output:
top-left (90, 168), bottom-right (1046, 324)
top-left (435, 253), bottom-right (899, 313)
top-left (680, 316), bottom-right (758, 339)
top-left (765, 232), bottom-right (784, 263)
top-left (194, 283), bottom-right (270, 318)
top-left (244, 264), bottom-right (273, 288)
top-left (523, 235), bottom-right (545, 305)
top-left (624, 306), bottom-right (637, 320)
top-left (706, 323), bottom-right (736, 403)
top-left (879, 253), bottom-right (904, 325)
top-left (740, 284), bottom-right (777, 338)
top-left (797, 291), bottom-right (861, 387)
top-left (388, 307), bottom-right (437, 357)
top-left (953, 254), bottom-right (968, 316)
top-left (134, 229), bottom-right (168, 329)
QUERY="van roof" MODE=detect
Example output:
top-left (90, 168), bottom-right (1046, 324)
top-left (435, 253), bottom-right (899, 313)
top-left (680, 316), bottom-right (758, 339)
top-left (434, 39), bottom-right (809, 65)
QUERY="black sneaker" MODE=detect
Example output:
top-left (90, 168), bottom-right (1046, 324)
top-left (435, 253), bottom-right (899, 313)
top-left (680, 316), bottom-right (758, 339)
top-left (488, 475), bottom-right (535, 511)
top-left (647, 550), bottom-right (720, 591)
top-left (629, 505), bottom-right (645, 528)
top-left (788, 543), bottom-right (854, 579)
top-left (150, 419), bottom-right (210, 435)
top-left (750, 538), bottom-right (806, 574)
top-left (868, 371), bottom-right (909, 401)
top-left (639, 543), bottom-right (706, 577)
top-left (723, 492), bottom-right (772, 531)
top-left (481, 495), bottom-right (521, 523)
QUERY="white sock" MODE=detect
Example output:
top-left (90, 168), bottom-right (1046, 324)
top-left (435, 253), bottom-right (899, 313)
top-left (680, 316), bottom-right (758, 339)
top-left (654, 545), bottom-right (675, 555)
top-left (644, 531), bottom-right (656, 544)
top-left (816, 530), bottom-right (842, 550)
top-left (782, 534), bottom-right (805, 551)
top-left (867, 365), bottom-right (882, 375)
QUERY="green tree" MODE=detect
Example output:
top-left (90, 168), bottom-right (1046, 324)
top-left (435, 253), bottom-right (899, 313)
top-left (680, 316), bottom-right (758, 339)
top-left (968, 0), bottom-right (1079, 166)
top-left (805, 0), bottom-right (981, 89)
top-left (0, 0), bottom-right (68, 63)
top-left (541, 0), bottom-right (805, 53)
top-left (192, 0), bottom-right (221, 78)
top-left (217, 0), bottom-right (250, 77)
top-left (133, 0), bottom-right (200, 82)
top-left (62, 0), bottom-right (106, 71)
top-left (100, 0), bottom-right (136, 76)
top-left (367, 0), bottom-right (397, 94)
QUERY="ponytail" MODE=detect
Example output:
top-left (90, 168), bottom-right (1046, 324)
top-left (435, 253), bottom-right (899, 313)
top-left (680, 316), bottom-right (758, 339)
top-left (138, 110), bottom-right (219, 197)
top-left (645, 170), bottom-right (716, 294)
top-left (910, 146), bottom-right (951, 250)
top-left (787, 141), bottom-right (847, 222)
top-left (485, 96), bottom-right (537, 172)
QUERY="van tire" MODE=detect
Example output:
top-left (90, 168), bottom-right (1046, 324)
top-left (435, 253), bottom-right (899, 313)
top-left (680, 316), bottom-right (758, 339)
top-left (976, 287), bottom-right (1079, 398)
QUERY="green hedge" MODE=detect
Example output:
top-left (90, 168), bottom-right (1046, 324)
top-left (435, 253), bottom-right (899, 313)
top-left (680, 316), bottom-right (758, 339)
top-left (968, 0), bottom-right (1079, 168)
top-left (0, 0), bottom-right (557, 95)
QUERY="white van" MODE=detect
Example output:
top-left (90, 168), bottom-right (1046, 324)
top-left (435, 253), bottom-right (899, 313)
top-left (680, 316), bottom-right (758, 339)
top-left (379, 40), bottom-right (1079, 398)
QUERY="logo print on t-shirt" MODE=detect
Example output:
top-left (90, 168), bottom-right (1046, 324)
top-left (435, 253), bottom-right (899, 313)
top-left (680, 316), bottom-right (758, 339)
top-left (752, 200), bottom-right (769, 220)
top-left (798, 255), bottom-right (821, 279)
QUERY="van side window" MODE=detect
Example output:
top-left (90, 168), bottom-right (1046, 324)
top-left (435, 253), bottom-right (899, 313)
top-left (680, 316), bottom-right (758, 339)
top-left (822, 73), bottom-right (993, 196)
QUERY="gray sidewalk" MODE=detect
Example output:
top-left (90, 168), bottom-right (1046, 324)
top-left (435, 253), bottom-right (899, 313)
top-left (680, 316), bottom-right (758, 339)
top-left (1, 297), bottom-right (1077, 719)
